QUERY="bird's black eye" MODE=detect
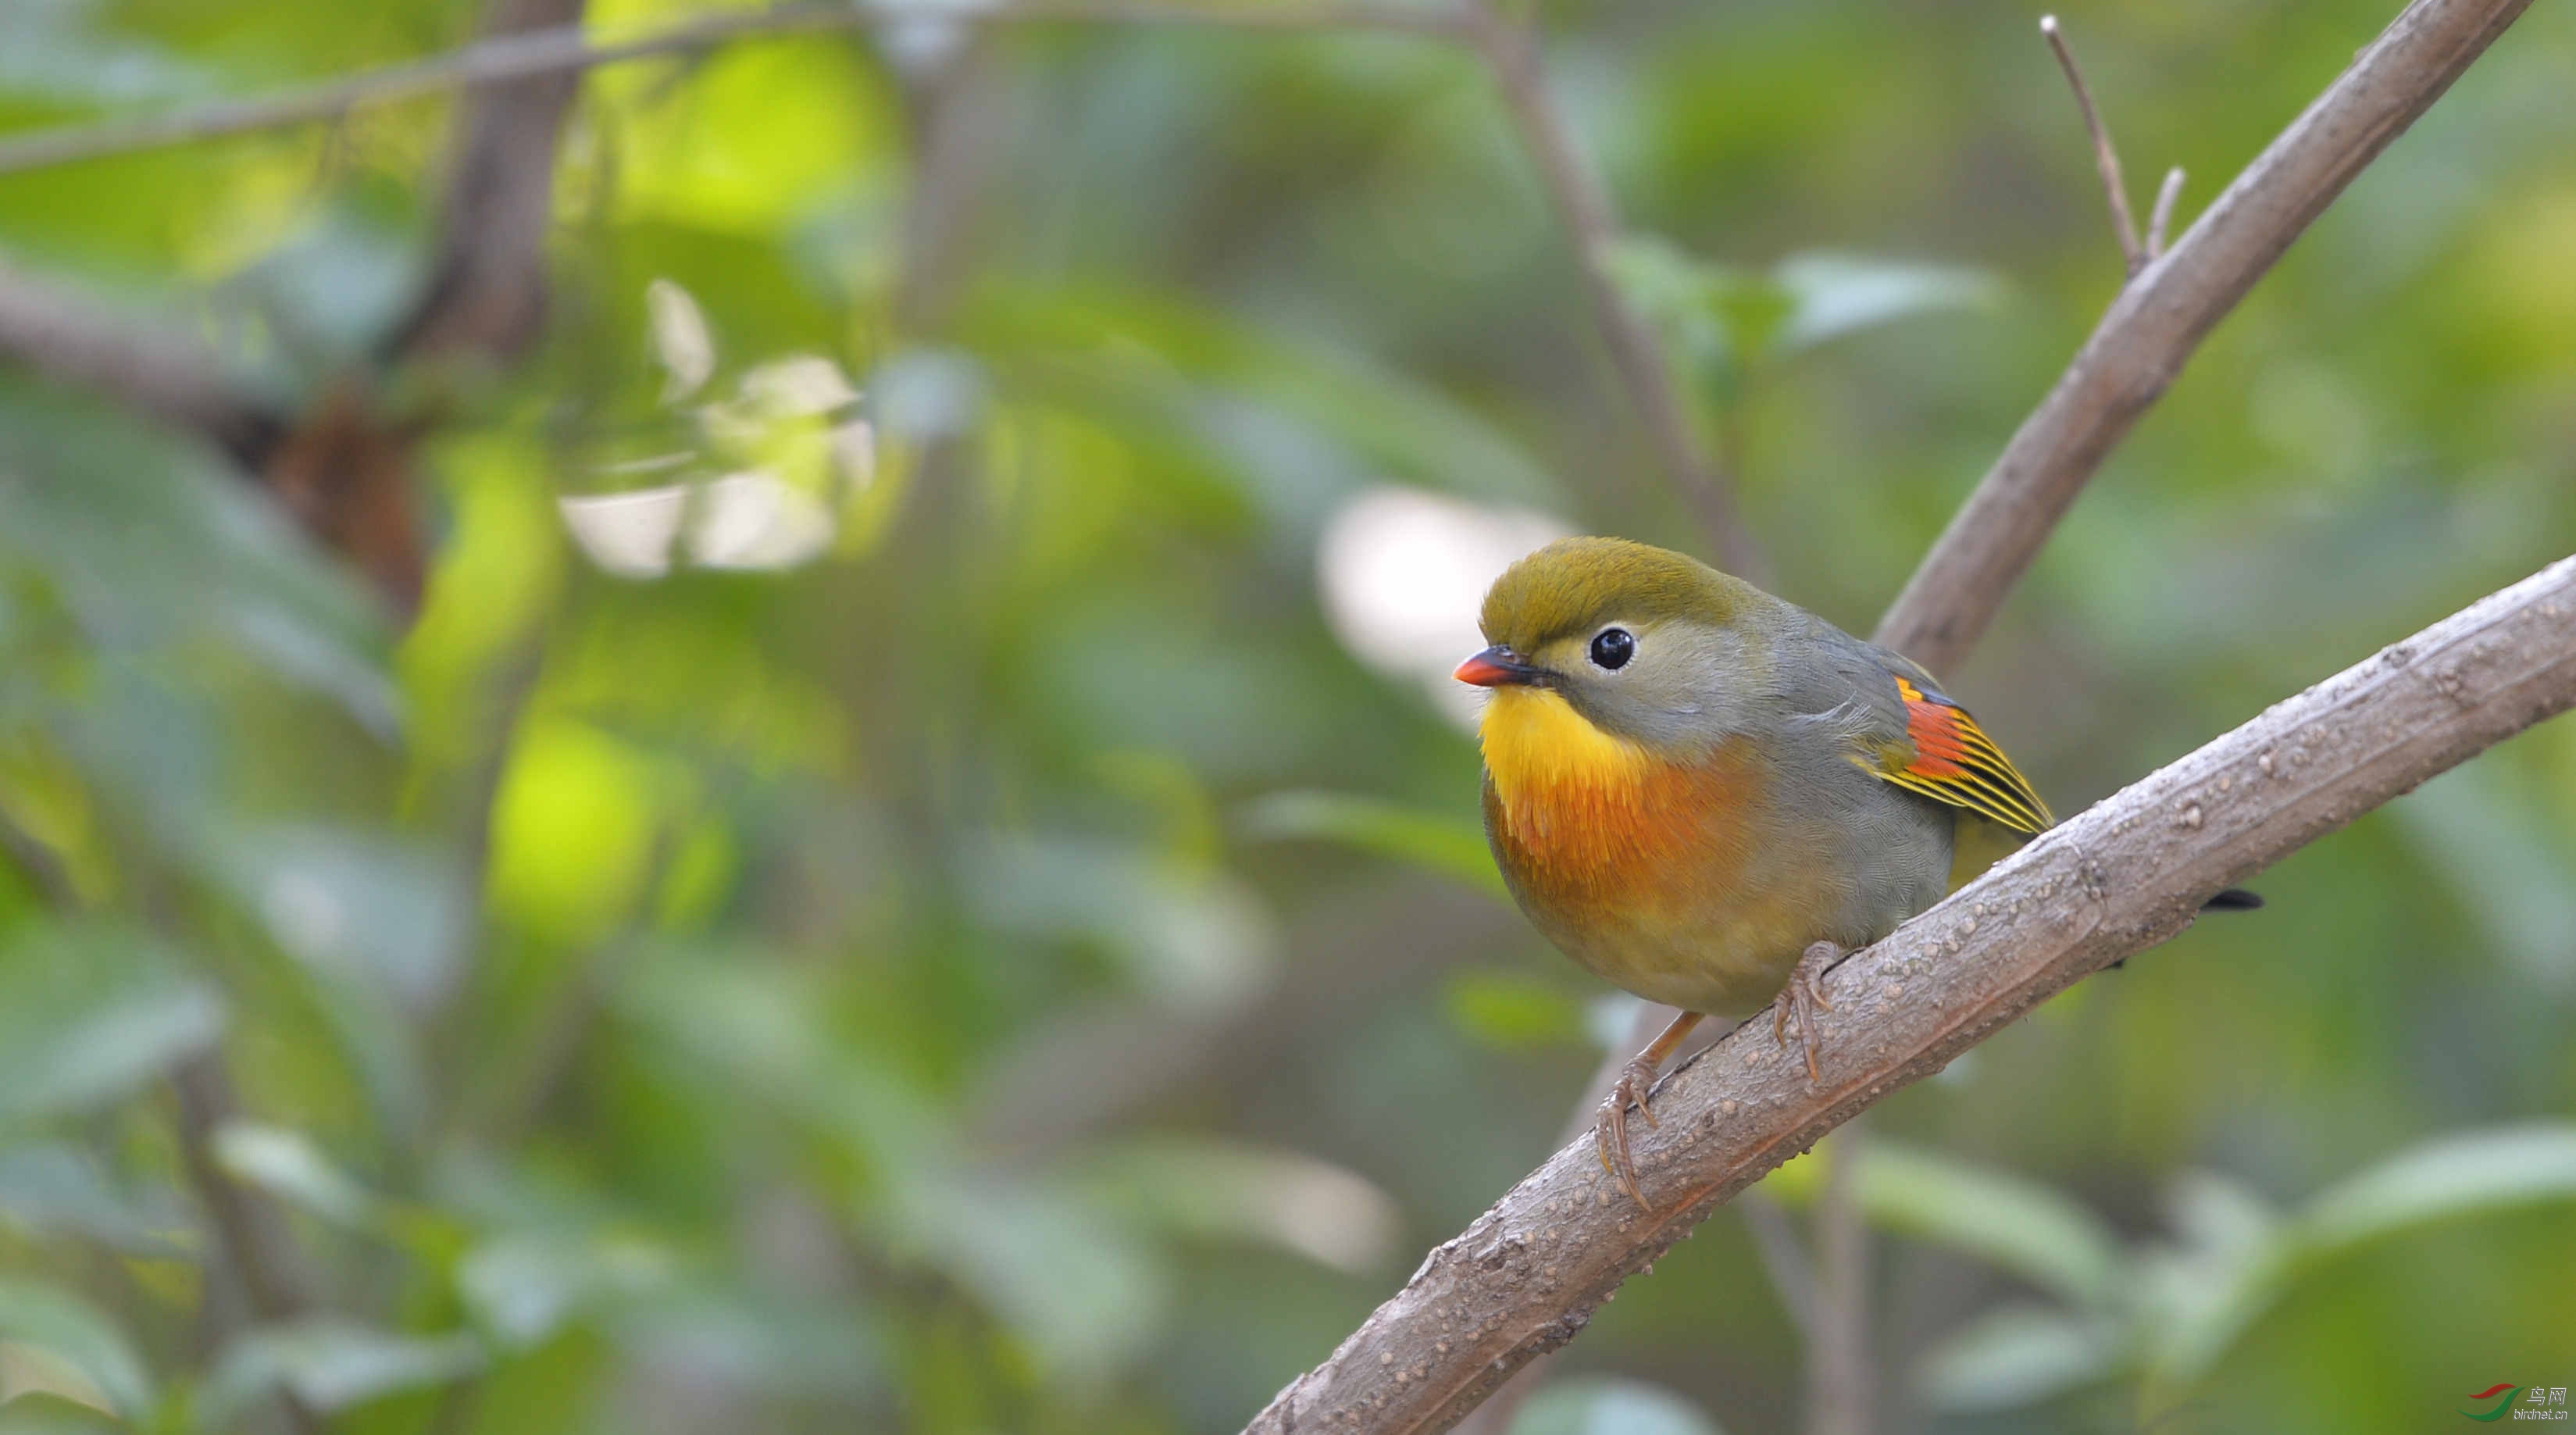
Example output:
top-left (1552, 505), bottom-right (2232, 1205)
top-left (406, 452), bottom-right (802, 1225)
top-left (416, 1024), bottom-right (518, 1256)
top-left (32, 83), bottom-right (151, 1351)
top-left (1589, 627), bottom-right (1636, 670)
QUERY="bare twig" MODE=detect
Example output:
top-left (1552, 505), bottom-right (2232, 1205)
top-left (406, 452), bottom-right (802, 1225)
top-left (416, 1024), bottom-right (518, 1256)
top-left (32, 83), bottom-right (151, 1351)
top-left (1252, 2), bottom-right (2537, 1429)
top-left (2146, 165), bottom-right (2186, 260)
top-left (0, 255), bottom-right (285, 463)
top-left (1247, 551), bottom-right (2576, 1435)
top-left (1877, 0), bottom-right (2532, 676)
top-left (1458, 5), bottom-right (1761, 579)
top-left (384, 0), bottom-right (590, 364)
top-left (1450, 1005), bottom-right (1791, 1435)
top-left (2040, 15), bottom-right (2144, 276)
top-left (0, 0), bottom-right (1468, 178)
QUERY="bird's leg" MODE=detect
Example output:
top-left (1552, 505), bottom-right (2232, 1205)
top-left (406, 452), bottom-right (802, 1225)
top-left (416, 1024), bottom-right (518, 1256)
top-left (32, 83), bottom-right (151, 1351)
top-left (1771, 940), bottom-right (1846, 1085)
top-left (1594, 1008), bottom-right (1704, 1209)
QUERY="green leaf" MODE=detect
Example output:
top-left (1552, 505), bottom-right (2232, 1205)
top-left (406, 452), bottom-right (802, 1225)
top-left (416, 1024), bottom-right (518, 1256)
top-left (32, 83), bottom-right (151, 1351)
top-left (895, 1179), bottom-right (1171, 1387)
top-left (1912, 1304), bottom-right (2118, 1413)
top-left (1512, 1376), bottom-right (1726, 1435)
top-left (0, 1278), bottom-right (153, 1419)
top-left (2296, 1123), bottom-right (2576, 1253)
top-left (0, 1392), bottom-right (129, 1435)
top-left (2145, 1127), bottom-right (2576, 1394)
top-left (1236, 790), bottom-right (1505, 898)
top-left (960, 279), bottom-right (1563, 514)
top-left (0, 1143), bottom-right (193, 1255)
top-left (0, 919), bottom-right (223, 1123)
top-left (1771, 254), bottom-right (2003, 355)
top-left (1065, 1137), bottom-right (1401, 1275)
top-left (612, 947), bottom-right (951, 1173)
top-left (2390, 765), bottom-right (2576, 990)
top-left (457, 1230), bottom-right (682, 1350)
top-left (198, 1320), bottom-right (480, 1430)
top-left (605, 1291), bottom-right (883, 1403)
top-left (966, 834), bottom-right (1279, 1016)
top-left (1763, 1141), bottom-right (2125, 1311)
top-left (1861, 1144), bottom-right (2125, 1308)
top-left (210, 1125), bottom-right (379, 1230)
top-left (192, 822), bottom-right (466, 1012)
top-left (1605, 235), bottom-right (1730, 360)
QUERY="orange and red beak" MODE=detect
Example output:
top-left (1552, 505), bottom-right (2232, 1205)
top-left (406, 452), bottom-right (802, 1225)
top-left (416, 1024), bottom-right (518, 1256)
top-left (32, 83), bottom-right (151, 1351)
top-left (1454, 644), bottom-right (1545, 687)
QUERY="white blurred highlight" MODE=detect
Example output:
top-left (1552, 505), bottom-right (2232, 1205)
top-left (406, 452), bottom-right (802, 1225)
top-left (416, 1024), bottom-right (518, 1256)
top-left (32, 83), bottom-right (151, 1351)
top-left (560, 469), bottom-right (843, 579)
top-left (645, 278), bottom-right (714, 402)
top-left (1317, 487), bottom-right (1571, 729)
top-left (559, 486), bottom-right (687, 578)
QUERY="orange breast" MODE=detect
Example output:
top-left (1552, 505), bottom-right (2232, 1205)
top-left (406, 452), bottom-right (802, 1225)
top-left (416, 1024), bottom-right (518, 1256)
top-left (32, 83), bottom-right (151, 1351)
top-left (1478, 687), bottom-right (1761, 925)
top-left (1478, 685), bottom-right (1843, 1015)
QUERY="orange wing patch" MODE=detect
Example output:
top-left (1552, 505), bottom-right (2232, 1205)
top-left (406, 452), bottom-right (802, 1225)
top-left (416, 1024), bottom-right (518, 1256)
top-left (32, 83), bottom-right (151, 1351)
top-left (1869, 676), bottom-right (2055, 835)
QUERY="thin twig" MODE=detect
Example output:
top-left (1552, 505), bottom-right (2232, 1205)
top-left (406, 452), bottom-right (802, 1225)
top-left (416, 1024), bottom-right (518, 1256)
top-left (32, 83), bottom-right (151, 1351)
top-left (1247, 549), bottom-right (2576, 1435)
top-left (1457, 2), bottom-right (1761, 580)
top-left (1250, 1), bottom-right (2538, 1430)
top-left (1876, 0), bottom-right (2533, 676)
top-left (2146, 165), bottom-right (2186, 260)
top-left (2040, 15), bottom-right (2143, 276)
top-left (0, 0), bottom-right (1468, 178)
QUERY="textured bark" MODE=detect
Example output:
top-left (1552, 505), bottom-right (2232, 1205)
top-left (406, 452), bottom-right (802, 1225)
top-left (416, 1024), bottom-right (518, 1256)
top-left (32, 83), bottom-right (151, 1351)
top-left (1875, 0), bottom-right (2535, 675)
top-left (1246, 555), bottom-right (2576, 1434)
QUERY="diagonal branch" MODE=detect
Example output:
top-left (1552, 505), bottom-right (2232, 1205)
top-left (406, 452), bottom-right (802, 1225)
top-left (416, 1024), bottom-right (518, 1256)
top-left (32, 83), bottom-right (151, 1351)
top-left (1459, 4), bottom-right (1759, 580)
top-left (1876, 0), bottom-right (2533, 675)
top-left (1252, 0), bottom-right (2537, 1430)
top-left (1247, 550), bottom-right (2576, 1434)
top-left (0, 0), bottom-right (1469, 179)
top-left (0, 255), bottom-right (286, 464)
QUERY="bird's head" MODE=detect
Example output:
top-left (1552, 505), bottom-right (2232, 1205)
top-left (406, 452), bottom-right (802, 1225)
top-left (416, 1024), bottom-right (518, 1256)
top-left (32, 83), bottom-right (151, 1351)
top-left (1455, 537), bottom-right (1771, 760)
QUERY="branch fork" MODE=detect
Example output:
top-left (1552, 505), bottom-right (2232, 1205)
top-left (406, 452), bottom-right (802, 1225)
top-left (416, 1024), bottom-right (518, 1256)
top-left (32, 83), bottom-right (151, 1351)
top-left (2041, 14), bottom-right (2183, 275)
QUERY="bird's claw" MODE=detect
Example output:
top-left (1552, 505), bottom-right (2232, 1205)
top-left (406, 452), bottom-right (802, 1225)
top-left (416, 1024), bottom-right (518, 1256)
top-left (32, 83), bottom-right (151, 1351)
top-left (1771, 940), bottom-right (1845, 1086)
top-left (1593, 1055), bottom-right (1663, 1210)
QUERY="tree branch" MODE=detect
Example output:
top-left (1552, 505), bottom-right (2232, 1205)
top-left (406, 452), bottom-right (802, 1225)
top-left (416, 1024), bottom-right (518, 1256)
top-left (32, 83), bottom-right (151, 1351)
top-left (0, 255), bottom-right (285, 464)
top-left (1875, 0), bottom-right (2531, 676)
top-left (384, 0), bottom-right (590, 365)
top-left (0, 0), bottom-right (1468, 179)
top-left (1458, 5), bottom-right (1760, 580)
top-left (1248, 551), bottom-right (2576, 1435)
top-left (1250, 1), bottom-right (2539, 1428)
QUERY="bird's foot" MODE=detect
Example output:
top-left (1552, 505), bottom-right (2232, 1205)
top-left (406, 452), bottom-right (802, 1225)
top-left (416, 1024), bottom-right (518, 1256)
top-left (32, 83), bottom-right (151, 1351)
top-left (1770, 940), bottom-right (1846, 1085)
top-left (1593, 1053), bottom-right (1664, 1210)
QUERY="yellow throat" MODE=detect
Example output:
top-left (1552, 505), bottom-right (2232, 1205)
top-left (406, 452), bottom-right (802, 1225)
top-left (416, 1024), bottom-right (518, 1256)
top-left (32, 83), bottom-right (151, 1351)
top-left (1477, 686), bottom-right (1658, 819)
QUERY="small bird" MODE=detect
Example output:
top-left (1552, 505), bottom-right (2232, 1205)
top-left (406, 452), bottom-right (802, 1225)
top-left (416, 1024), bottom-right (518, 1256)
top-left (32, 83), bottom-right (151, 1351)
top-left (1455, 537), bottom-right (2256, 1206)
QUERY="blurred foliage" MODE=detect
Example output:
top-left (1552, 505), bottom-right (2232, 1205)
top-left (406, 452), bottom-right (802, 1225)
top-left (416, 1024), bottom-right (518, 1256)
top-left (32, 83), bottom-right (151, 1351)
top-left (1, 1), bottom-right (2574, 1433)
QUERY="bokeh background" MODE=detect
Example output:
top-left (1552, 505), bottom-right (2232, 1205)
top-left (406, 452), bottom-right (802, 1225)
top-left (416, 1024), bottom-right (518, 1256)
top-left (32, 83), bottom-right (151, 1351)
top-left (1, 2), bottom-right (2573, 1433)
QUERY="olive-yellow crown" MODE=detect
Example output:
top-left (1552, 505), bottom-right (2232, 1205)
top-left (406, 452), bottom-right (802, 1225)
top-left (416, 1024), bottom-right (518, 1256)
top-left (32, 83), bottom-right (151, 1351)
top-left (1478, 537), bottom-right (1749, 655)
